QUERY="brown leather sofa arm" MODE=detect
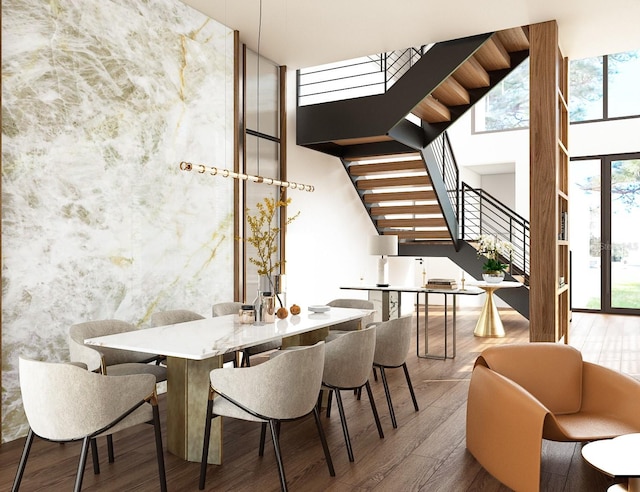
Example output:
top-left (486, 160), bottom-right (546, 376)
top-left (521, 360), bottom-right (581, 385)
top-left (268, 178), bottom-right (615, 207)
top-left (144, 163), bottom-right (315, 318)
top-left (581, 362), bottom-right (640, 426)
top-left (466, 365), bottom-right (549, 492)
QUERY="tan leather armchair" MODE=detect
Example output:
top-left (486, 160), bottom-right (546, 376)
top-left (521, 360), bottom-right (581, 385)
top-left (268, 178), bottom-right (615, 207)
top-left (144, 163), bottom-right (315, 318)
top-left (466, 343), bottom-right (640, 492)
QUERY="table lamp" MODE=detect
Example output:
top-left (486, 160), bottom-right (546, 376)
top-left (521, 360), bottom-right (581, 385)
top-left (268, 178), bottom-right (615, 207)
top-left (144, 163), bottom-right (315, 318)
top-left (369, 235), bottom-right (398, 287)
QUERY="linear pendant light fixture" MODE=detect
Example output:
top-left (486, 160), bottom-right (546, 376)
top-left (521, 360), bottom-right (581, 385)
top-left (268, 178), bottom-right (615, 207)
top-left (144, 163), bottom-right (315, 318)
top-left (179, 161), bottom-right (314, 192)
top-left (180, 0), bottom-right (315, 193)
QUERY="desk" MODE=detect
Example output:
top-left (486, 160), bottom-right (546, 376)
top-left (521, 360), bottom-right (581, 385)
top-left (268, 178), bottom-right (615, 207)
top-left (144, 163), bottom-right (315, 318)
top-left (341, 285), bottom-right (483, 359)
top-left (582, 433), bottom-right (640, 492)
top-left (470, 281), bottom-right (522, 337)
top-left (85, 307), bottom-right (370, 464)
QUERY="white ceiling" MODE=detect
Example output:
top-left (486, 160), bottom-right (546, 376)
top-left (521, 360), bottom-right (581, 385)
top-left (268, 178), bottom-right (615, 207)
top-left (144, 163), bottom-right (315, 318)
top-left (182, 0), bottom-right (640, 69)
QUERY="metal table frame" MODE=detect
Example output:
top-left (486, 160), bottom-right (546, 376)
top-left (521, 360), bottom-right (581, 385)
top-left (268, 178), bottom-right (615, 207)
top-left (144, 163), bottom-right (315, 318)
top-left (341, 285), bottom-right (483, 360)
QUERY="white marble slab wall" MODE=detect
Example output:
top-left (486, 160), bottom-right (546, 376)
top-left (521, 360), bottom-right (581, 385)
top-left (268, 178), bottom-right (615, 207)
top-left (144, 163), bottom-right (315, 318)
top-left (1, 0), bottom-right (234, 442)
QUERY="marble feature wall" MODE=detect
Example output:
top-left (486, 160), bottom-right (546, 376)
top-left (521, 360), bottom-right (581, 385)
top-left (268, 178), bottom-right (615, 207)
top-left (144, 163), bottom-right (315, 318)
top-left (1, 0), bottom-right (234, 442)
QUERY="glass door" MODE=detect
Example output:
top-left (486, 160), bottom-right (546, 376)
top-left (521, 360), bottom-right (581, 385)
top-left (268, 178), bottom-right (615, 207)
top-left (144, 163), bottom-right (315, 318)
top-left (609, 158), bottom-right (640, 310)
top-left (570, 154), bottom-right (640, 314)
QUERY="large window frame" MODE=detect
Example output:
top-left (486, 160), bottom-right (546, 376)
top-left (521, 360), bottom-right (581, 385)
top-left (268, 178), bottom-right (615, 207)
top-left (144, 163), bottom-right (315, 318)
top-left (472, 49), bottom-right (640, 134)
top-left (570, 152), bottom-right (640, 316)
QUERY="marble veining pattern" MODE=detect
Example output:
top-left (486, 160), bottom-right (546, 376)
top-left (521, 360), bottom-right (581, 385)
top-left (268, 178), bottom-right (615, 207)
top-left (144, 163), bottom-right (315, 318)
top-left (1, 0), bottom-right (234, 442)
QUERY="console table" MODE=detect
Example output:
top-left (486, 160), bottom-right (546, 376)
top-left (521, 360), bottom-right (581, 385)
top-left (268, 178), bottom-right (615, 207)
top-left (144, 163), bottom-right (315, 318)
top-left (341, 285), bottom-right (483, 359)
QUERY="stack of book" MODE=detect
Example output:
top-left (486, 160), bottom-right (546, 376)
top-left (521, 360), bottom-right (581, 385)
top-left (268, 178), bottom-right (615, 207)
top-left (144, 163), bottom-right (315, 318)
top-left (425, 278), bottom-right (458, 290)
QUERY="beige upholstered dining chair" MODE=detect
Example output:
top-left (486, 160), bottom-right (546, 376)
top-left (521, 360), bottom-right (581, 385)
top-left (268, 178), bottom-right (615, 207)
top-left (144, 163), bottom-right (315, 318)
top-left (324, 298), bottom-right (375, 342)
top-left (199, 341), bottom-right (334, 492)
top-left (321, 325), bottom-right (384, 462)
top-left (12, 357), bottom-right (166, 492)
top-left (372, 315), bottom-right (419, 428)
top-left (150, 309), bottom-right (237, 366)
top-left (69, 319), bottom-right (167, 380)
top-left (68, 319), bottom-right (167, 464)
top-left (212, 301), bottom-right (281, 366)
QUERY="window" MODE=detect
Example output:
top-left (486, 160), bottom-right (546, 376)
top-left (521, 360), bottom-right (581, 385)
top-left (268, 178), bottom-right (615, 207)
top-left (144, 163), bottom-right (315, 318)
top-left (473, 49), bottom-right (640, 132)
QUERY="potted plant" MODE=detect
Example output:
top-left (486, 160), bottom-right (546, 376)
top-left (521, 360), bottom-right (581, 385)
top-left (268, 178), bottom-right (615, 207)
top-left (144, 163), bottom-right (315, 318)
top-left (477, 234), bottom-right (514, 283)
top-left (243, 194), bottom-right (299, 308)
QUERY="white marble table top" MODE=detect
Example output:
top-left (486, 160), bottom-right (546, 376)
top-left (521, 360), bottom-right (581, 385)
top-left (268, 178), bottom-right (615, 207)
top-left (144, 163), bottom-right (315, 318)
top-left (85, 307), bottom-right (371, 361)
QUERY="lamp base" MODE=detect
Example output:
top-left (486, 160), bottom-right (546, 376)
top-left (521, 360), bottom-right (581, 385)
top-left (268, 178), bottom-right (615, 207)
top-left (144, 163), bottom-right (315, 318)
top-left (376, 283), bottom-right (390, 287)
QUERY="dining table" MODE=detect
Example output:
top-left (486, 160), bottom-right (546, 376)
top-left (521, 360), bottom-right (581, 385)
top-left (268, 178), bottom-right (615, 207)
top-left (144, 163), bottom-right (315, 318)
top-left (84, 306), bottom-right (372, 464)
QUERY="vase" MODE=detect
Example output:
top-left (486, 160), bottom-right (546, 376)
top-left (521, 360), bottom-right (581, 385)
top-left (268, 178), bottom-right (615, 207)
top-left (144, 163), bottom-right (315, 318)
top-left (482, 271), bottom-right (505, 284)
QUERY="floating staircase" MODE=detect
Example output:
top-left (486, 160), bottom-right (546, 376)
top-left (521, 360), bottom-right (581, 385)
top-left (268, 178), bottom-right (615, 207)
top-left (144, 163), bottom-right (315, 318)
top-left (296, 26), bottom-right (531, 318)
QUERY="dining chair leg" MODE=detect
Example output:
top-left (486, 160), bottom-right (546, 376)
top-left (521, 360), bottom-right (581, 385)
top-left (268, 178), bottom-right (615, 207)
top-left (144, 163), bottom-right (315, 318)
top-left (107, 435), bottom-right (115, 463)
top-left (326, 389), bottom-right (333, 418)
top-left (334, 389), bottom-right (355, 462)
top-left (364, 381), bottom-right (384, 439)
top-left (90, 438), bottom-right (100, 474)
top-left (402, 363), bottom-right (419, 412)
top-left (312, 407), bottom-right (335, 477)
top-left (269, 420), bottom-right (288, 492)
top-left (378, 366), bottom-right (398, 428)
top-left (259, 422), bottom-right (267, 456)
top-left (74, 437), bottom-right (91, 492)
top-left (11, 428), bottom-right (34, 492)
top-left (199, 396), bottom-right (215, 490)
top-left (152, 401), bottom-right (168, 492)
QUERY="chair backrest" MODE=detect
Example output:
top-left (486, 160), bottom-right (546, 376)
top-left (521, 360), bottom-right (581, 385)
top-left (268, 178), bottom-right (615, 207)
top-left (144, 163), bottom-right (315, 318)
top-left (212, 302), bottom-right (242, 317)
top-left (322, 325), bottom-right (376, 388)
top-left (326, 298), bottom-right (375, 331)
top-left (373, 315), bottom-right (413, 367)
top-left (69, 319), bottom-right (150, 371)
top-left (18, 357), bottom-right (155, 441)
top-left (476, 343), bottom-right (584, 414)
top-left (210, 342), bottom-right (325, 420)
top-left (151, 309), bottom-right (205, 326)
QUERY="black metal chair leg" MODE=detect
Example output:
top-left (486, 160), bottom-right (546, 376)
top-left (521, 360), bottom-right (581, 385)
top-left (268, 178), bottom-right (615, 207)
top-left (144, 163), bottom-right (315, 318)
top-left (364, 381), bottom-right (384, 439)
top-left (269, 420), bottom-right (288, 492)
top-left (402, 363), bottom-right (419, 412)
top-left (90, 438), bottom-right (100, 475)
top-left (74, 437), bottom-right (90, 492)
top-left (312, 407), bottom-right (335, 476)
top-left (199, 398), bottom-right (215, 490)
top-left (378, 366), bottom-right (397, 428)
top-left (11, 428), bottom-right (35, 492)
top-left (259, 422), bottom-right (267, 456)
top-left (152, 403), bottom-right (167, 492)
top-left (334, 390), bottom-right (355, 462)
top-left (106, 435), bottom-right (114, 463)
top-left (326, 389), bottom-right (333, 418)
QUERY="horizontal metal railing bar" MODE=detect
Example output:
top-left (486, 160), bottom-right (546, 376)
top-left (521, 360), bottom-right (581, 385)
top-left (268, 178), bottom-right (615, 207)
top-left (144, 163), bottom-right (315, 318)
top-left (298, 57), bottom-right (383, 76)
top-left (299, 68), bottom-right (383, 88)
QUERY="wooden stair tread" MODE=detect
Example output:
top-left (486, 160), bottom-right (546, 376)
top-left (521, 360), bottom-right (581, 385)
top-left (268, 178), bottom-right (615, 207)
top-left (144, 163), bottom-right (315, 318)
top-left (390, 230), bottom-right (452, 240)
top-left (331, 135), bottom-right (392, 146)
top-left (474, 35), bottom-right (511, 71)
top-left (378, 218), bottom-right (447, 228)
top-left (343, 152), bottom-right (420, 163)
top-left (369, 204), bottom-right (442, 215)
top-left (452, 56), bottom-right (490, 89)
top-left (431, 76), bottom-right (470, 106)
top-left (364, 190), bottom-right (437, 203)
top-left (356, 175), bottom-right (432, 190)
top-left (348, 159), bottom-right (425, 175)
top-left (496, 26), bottom-right (530, 52)
top-left (412, 95), bottom-right (451, 123)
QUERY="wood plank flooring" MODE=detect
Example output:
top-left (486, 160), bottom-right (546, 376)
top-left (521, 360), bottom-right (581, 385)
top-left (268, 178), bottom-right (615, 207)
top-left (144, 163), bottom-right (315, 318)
top-left (1, 310), bottom-right (638, 491)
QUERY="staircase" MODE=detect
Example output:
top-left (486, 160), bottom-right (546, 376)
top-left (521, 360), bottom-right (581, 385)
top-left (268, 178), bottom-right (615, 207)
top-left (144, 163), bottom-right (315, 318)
top-left (296, 26), bottom-right (531, 318)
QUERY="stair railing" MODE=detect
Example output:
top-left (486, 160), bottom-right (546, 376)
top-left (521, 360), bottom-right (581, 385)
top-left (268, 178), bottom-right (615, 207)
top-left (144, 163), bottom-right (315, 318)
top-left (429, 132), bottom-right (460, 223)
top-left (297, 46), bottom-right (430, 106)
top-left (460, 183), bottom-right (530, 280)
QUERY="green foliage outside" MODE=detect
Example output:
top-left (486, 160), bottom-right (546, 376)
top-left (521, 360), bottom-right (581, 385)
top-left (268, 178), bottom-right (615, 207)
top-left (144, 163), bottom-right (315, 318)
top-left (586, 282), bottom-right (640, 309)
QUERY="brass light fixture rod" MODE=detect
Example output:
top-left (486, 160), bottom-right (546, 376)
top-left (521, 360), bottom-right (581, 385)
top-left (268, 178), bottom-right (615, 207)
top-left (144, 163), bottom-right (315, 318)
top-left (179, 161), bottom-right (314, 192)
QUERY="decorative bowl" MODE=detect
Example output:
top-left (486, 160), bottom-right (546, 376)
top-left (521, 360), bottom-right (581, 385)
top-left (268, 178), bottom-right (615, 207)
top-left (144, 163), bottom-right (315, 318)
top-left (308, 305), bottom-right (330, 313)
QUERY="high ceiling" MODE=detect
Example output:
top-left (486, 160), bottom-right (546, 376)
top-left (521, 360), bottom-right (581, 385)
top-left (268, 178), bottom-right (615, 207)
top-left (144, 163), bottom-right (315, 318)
top-left (182, 0), bottom-right (640, 69)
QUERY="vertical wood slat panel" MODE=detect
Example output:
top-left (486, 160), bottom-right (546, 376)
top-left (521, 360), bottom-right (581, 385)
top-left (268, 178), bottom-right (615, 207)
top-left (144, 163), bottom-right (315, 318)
top-left (529, 21), bottom-right (561, 342)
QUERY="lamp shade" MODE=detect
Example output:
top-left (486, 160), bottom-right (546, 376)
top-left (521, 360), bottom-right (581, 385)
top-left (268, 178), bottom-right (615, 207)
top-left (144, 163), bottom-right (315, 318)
top-left (369, 235), bottom-right (398, 256)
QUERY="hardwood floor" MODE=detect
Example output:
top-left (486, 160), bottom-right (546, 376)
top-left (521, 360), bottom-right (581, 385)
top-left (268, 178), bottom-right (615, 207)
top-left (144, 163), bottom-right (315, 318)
top-left (1, 310), bottom-right (638, 491)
